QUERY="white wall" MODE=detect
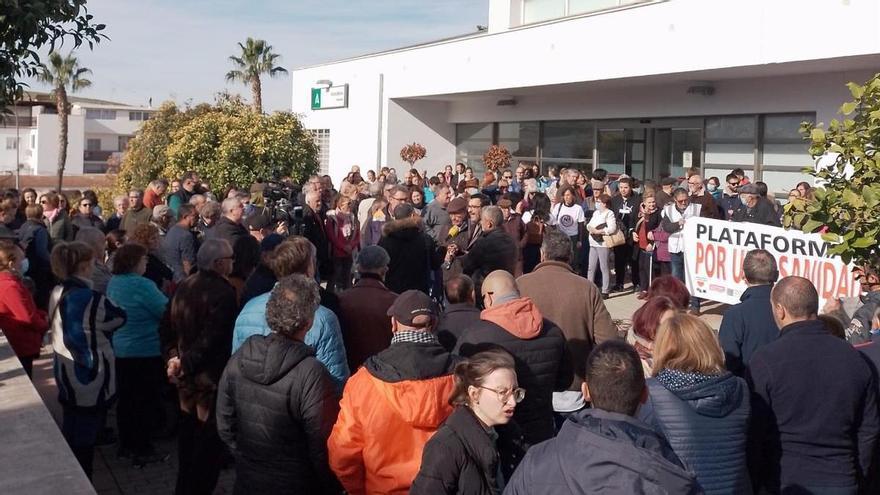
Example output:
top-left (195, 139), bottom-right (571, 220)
top-left (386, 99), bottom-right (456, 177)
top-left (33, 111), bottom-right (84, 175)
top-left (81, 107), bottom-right (146, 137)
top-left (292, 0), bottom-right (880, 183)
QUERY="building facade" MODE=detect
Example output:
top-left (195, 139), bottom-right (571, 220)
top-left (291, 0), bottom-right (880, 193)
top-left (0, 92), bottom-right (154, 179)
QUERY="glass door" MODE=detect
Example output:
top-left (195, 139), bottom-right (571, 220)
top-left (597, 128), bottom-right (646, 179)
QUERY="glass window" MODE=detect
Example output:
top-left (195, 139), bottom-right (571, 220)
top-left (498, 122), bottom-right (538, 158)
top-left (597, 129), bottom-right (625, 175)
top-left (129, 111), bottom-right (151, 121)
top-left (762, 113), bottom-right (814, 168)
top-left (5, 137), bottom-right (17, 150)
top-left (705, 116), bottom-right (755, 141)
top-left (542, 120), bottom-right (594, 160)
top-left (309, 129), bottom-right (330, 175)
top-left (456, 123), bottom-right (493, 157)
top-left (705, 116), bottom-right (755, 167)
top-left (762, 170), bottom-right (812, 195)
top-left (570, 0), bottom-right (621, 14)
top-left (523, 0), bottom-right (565, 24)
top-left (86, 109), bottom-right (116, 120)
top-left (86, 138), bottom-right (101, 151)
top-left (118, 136), bottom-right (133, 152)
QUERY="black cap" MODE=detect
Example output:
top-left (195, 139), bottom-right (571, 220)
top-left (387, 290), bottom-right (439, 326)
top-left (661, 177), bottom-right (678, 186)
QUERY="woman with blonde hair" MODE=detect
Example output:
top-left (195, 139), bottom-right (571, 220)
top-left (638, 313), bottom-right (751, 494)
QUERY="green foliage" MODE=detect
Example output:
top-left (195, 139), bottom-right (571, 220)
top-left (38, 51), bottom-right (92, 94)
top-left (788, 73), bottom-right (880, 269)
top-left (225, 37), bottom-right (287, 113)
top-left (0, 0), bottom-right (105, 108)
top-left (115, 97), bottom-right (318, 194)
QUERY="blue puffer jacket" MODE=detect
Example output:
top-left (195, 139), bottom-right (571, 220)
top-left (639, 370), bottom-right (751, 495)
top-left (107, 273), bottom-right (168, 358)
top-left (232, 291), bottom-right (350, 390)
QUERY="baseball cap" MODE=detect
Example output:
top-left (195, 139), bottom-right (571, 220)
top-left (739, 184), bottom-right (759, 194)
top-left (660, 177), bottom-right (678, 186)
top-left (387, 290), bottom-right (439, 327)
top-left (447, 197), bottom-right (467, 214)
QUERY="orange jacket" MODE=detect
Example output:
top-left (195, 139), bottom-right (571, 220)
top-left (328, 365), bottom-right (455, 494)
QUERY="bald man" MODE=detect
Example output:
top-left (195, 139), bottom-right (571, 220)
top-left (454, 270), bottom-right (572, 445)
top-left (748, 276), bottom-right (879, 493)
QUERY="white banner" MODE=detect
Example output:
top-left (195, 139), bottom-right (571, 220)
top-left (682, 218), bottom-right (860, 307)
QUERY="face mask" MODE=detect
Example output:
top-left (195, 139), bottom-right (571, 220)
top-left (707, 184), bottom-right (718, 192)
top-left (19, 257), bottom-right (29, 275)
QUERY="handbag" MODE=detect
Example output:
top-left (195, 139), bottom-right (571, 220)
top-left (603, 229), bottom-right (626, 248)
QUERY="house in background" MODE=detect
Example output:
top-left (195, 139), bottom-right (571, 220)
top-left (0, 91), bottom-right (154, 185)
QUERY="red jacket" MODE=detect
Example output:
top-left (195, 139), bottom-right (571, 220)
top-left (325, 211), bottom-right (360, 259)
top-left (0, 272), bottom-right (48, 357)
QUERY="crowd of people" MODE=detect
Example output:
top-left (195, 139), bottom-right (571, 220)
top-left (0, 160), bottom-right (878, 495)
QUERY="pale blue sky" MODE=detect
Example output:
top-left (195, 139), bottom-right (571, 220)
top-left (26, 0), bottom-right (488, 111)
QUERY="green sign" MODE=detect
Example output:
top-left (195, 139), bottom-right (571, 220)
top-left (310, 84), bottom-right (348, 110)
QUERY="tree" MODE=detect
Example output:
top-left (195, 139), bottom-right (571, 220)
top-left (788, 73), bottom-right (880, 275)
top-left (1, 0), bottom-right (105, 108)
top-left (400, 142), bottom-right (426, 166)
top-left (38, 51), bottom-right (92, 191)
top-left (225, 38), bottom-right (287, 113)
top-left (116, 96), bottom-right (319, 192)
top-left (483, 144), bottom-right (511, 172)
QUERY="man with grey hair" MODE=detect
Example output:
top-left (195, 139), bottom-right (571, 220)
top-left (121, 189), bottom-right (152, 233)
top-left (337, 245), bottom-right (398, 370)
top-left (196, 238), bottom-right (234, 277)
top-left (75, 226), bottom-right (112, 293)
top-left (205, 197), bottom-right (248, 249)
top-left (518, 227), bottom-right (616, 420)
top-left (151, 205), bottom-right (174, 237)
top-left (733, 183), bottom-right (781, 226)
top-left (217, 274), bottom-right (341, 494)
top-left (302, 188), bottom-right (331, 281)
top-left (452, 205), bottom-right (517, 304)
top-left (719, 249), bottom-right (780, 377)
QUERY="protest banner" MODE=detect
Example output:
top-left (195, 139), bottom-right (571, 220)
top-left (682, 218), bottom-right (861, 306)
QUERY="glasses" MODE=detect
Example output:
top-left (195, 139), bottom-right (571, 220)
top-left (728, 181), bottom-right (740, 187)
top-left (687, 181), bottom-right (701, 186)
top-left (478, 386), bottom-right (526, 404)
top-left (80, 203), bottom-right (92, 207)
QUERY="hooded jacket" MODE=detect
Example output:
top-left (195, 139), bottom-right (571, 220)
top-left (328, 341), bottom-right (457, 495)
top-left (455, 298), bottom-right (573, 445)
top-left (504, 408), bottom-right (700, 494)
top-left (640, 372), bottom-right (751, 494)
top-left (846, 290), bottom-right (880, 345)
top-left (216, 334), bottom-right (341, 495)
top-left (378, 215), bottom-right (443, 294)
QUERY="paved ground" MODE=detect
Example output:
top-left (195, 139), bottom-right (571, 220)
top-left (29, 285), bottom-right (728, 495)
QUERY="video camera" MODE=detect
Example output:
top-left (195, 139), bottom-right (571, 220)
top-left (262, 180), bottom-right (305, 236)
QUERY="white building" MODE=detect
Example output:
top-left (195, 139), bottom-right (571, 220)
top-left (291, 0), bottom-right (880, 193)
top-left (0, 91), bottom-right (154, 179)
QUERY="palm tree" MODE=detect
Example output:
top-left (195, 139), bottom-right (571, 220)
top-left (225, 38), bottom-right (288, 113)
top-left (38, 52), bottom-right (92, 192)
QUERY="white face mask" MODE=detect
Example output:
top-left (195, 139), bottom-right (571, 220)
top-left (707, 183), bottom-right (718, 192)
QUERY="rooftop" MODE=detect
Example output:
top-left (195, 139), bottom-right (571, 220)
top-left (16, 91), bottom-right (153, 111)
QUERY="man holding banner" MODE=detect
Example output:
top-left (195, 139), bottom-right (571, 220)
top-left (661, 188), bottom-right (705, 316)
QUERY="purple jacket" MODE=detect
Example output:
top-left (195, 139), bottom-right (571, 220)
top-left (652, 226), bottom-right (671, 262)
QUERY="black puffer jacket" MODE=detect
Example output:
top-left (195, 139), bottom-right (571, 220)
top-left (455, 298), bottom-right (573, 445)
top-left (378, 216), bottom-right (444, 294)
top-left (217, 333), bottom-right (342, 495)
top-left (639, 371), bottom-right (751, 494)
top-left (412, 407), bottom-right (527, 495)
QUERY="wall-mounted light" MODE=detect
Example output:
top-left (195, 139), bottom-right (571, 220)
top-left (315, 79), bottom-right (333, 87)
top-left (497, 98), bottom-right (517, 106)
top-left (687, 83), bottom-right (715, 96)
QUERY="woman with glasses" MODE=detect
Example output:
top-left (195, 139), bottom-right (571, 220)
top-left (412, 348), bottom-right (527, 494)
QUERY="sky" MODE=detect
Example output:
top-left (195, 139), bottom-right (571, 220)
top-left (25, 0), bottom-right (488, 111)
